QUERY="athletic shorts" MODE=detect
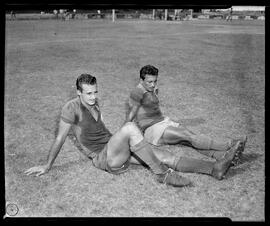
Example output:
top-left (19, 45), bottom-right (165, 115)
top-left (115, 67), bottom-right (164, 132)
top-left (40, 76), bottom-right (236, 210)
top-left (92, 144), bottom-right (130, 175)
top-left (144, 117), bottom-right (179, 146)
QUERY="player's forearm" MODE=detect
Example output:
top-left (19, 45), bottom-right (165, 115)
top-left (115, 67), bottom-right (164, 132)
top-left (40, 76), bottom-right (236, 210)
top-left (126, 105), bottom-right (139, 123)
top-left (46, 138), bottom-right (65, 169)
top-left (125, 113), bottom-right (133, 122)
top-left (125, 111), bottom-right (136, 124)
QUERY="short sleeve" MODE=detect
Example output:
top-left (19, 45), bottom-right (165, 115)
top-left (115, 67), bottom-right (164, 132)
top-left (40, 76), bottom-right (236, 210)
top-left (60, 102), bottom-right (76, 124)
top-left (129, 88), bottom-right (144, 106)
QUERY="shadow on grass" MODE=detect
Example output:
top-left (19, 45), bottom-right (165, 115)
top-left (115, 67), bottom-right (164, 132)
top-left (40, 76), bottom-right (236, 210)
top-left (51, 158), bottom-right (90, 172)
top-left (227, 152), bottom-right (263, 178)
top-left (177, 117), bottom-right (206, 127)
top-left (241, 153), bottom-right (263, 164)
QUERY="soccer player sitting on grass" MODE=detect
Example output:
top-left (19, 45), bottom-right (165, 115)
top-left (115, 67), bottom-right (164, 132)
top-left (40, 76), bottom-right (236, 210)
top-left (25, 74), bottom-right (241, 187)
top-left (125, 65), bottom-right (247, 167)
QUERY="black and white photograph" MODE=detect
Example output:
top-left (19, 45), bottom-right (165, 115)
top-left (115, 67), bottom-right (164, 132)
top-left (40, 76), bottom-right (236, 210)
top-left (4, 3), bottom-right (265, 220)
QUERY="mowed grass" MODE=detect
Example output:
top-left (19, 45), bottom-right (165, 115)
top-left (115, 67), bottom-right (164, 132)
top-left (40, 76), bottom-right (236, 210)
top-left (5, 18), bottom-right (265, 219)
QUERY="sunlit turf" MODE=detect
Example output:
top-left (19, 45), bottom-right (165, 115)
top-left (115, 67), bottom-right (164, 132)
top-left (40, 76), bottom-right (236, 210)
top-left (5, 18), bottom-right (264, 219)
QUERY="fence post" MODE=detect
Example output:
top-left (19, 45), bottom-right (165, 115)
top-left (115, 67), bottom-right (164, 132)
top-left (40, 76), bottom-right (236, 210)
top-left (152, 9), bottom-right (155, 19)
top-left (165, 9), bottom-right (168, 20)
top-left (112, 9), bottom-right (115, 22)
top-left (174, 9), bottom-right (177, 20)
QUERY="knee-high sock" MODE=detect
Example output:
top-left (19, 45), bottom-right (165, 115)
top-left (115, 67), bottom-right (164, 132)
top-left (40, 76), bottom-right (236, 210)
top-left (196, 150), bottom-right (227, 160)
top-left (173, 156), bottom-right (214, 175)
top-left (130, 139), bottom-right (168, 175)
top-left (191, 135), bottom-right (231, 151)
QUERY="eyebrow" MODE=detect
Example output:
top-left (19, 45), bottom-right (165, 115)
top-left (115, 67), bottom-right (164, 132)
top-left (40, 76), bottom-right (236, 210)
top-left (84, 90), bottom-right (98, 94)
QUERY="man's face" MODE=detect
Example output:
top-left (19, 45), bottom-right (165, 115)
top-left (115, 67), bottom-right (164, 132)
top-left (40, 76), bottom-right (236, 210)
top-left (77, 83), bottom-right (98, 106)
top-left (141, 74), bottom-right (158, 92)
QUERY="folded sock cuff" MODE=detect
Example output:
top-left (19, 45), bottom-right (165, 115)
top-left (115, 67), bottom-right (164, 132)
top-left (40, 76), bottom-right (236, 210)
top-left (130, 139), bottom-right (149, 153)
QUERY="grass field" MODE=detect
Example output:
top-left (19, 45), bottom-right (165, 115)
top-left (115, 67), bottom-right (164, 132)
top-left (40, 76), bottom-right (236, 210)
top-left (5, 18), bottom-right (265, 220)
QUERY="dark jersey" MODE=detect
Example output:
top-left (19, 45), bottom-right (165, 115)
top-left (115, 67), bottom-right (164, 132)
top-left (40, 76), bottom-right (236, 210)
top-left (126, 83), bottom-right (164, 132)
top-left (61, 97), bottom-right (112, 157)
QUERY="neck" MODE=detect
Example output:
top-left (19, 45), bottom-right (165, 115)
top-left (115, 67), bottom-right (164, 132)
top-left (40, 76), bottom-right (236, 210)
top-left (79, 96), bottom-right (96, 109)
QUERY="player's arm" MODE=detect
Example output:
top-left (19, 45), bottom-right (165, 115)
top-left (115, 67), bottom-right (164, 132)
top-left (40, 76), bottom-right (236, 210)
top-left (124, 88), bottom-right (143, 124)
top-left (125, 104), bottom-right (140, 123)
top-left (24, 119), bottom-right (72, 176)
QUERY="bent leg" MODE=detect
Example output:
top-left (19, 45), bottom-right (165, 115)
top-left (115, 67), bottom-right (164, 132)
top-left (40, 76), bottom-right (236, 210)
top-left (106, 122), bottom-right (167, 174)
top-left (106, 122), bottom-right (143, 169)
top-left (160, 126), bottom-right (233, 159)
top-left (150, 146), bottom-right (214, 175)
top-left (106, 122), bottom-right (192, 187)
top-left (161, 126), bottom-right (232, 150)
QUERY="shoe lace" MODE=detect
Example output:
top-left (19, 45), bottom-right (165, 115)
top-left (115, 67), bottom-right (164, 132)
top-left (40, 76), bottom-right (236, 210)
top-left (162, 168), bottom-right (174, 184)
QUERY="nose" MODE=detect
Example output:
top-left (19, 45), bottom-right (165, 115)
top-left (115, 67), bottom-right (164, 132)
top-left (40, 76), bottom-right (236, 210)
top-left (90, 93), bottom-right (97, 99)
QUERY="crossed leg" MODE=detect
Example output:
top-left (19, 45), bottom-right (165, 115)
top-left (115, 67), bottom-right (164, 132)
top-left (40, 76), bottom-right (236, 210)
top-left (105, 122), bottom-right (192, 186)
top-left (159, 125), bottom-right (233, 160)
top-left (105, 122), bottom-right (238, 181)
top-left (106, 123), bottom-right (182, 169)
top-left (106, 122), bottom-right (169, 173)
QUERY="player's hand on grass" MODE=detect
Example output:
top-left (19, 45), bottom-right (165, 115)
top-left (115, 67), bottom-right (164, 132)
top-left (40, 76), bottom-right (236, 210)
top-left (24, 165), bottom-right (50, 176)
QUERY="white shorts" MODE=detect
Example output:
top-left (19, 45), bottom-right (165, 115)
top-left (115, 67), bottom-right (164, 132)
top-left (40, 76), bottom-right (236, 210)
top-left (144, 117), bottom-right (179, 146)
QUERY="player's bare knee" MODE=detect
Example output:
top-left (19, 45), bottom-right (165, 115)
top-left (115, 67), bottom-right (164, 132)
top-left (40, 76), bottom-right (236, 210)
top-left (122, 122), bottom-right (140, 135)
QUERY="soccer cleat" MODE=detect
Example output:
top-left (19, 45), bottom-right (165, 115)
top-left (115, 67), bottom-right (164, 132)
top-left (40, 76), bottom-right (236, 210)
top-left (157, 169), bottom-right (192, 187)
top-left (229, 136), bottom-right (247, 166)
top-left (212, 140), bottom-right (241, 180)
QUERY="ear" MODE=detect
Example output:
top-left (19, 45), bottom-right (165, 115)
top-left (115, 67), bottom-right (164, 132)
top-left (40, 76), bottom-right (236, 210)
top-left (77, 90), bottom-right (81, 96)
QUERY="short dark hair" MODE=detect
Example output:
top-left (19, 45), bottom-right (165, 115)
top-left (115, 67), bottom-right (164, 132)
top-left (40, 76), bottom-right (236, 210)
top-left (140, 65), bottom-right (158, 80)
top-left (76, 74), bottom-right (97, 92)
